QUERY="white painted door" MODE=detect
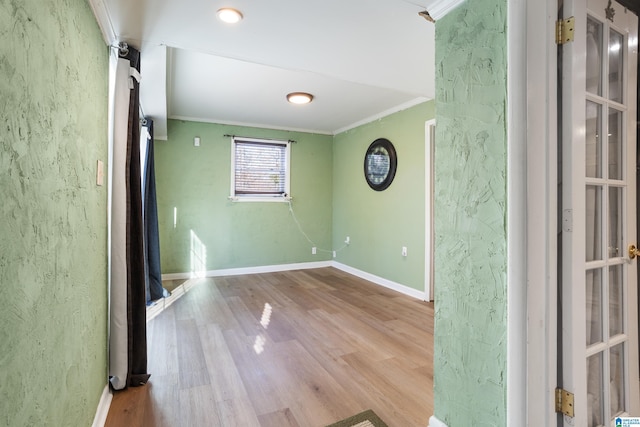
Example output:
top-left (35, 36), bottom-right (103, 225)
top-left (560, 0), bottom-right (639, 425)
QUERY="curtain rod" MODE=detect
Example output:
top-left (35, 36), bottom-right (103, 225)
top-left (223, 134), bottom-right (296, 143)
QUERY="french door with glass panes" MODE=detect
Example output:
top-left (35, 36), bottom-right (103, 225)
top-left (560, 0), bottom-right (639, 426)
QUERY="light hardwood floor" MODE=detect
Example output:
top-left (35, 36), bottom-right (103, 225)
top-left (104, 267), bottom-right (434, 427)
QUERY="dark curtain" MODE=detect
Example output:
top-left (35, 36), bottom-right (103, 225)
top-left (123, 46), bottom-right (150, 387)
top-left (143, 119), bottom-right (168, 303)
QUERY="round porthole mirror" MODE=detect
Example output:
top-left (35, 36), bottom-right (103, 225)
top-left (364, 138), bottom-right (397, 191)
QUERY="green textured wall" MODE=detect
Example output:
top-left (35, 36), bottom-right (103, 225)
top-left (0, 1), bottom-right (109, 426)
top-left (156, 120), bottom-right (333, 273)
top-left (433, 0), bottom-right (508, 425)
top-left (333, 101), bottom-right (434, 291)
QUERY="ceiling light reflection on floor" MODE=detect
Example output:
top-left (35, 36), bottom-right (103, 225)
top-left (260, 303), bottom-right (273, 329)
top-left (253, 334), bottom-right (266, 355)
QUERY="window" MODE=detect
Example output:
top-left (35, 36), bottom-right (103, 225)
top-left (230, 137), bottom-right (291, 201)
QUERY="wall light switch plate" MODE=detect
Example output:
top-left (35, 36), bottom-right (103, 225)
top-left (402, 246), bottom-right (408, 257)
top-left (96, 160), bottom-right (104, 186)
top-left (194, 137), bottom-right (200, 147)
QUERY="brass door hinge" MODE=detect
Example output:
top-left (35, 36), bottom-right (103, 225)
top-left (556, 16), bottom-right (575, 44)
top-left (555, 388), bottom-right (575, 417)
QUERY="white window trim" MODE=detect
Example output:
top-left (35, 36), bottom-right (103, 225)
top-left (229, 136), bottom-right (291, 202)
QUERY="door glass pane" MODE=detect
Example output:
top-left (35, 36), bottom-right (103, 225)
top-left (609, 29), bottom-right (624, 103)
top-left (587, 352), bottom-right (605, 427)
top-left (586, 185), bottom-right (603, 261)
top-left (586, 101), bottom-right (602, 178)
top-left (608, 108), bottom-right (623, 180)
top-left (610, 264), bottom-right (624, 337)
top-left (587, 268), bottom-right (603, 346)
top-left (587, 16), bottom-right (603, 96)
top-left (609, 187), bottom-right (623, 258)
top-left (610, 343), bottom-right (626, 417)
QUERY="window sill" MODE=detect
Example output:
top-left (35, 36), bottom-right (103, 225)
top-left (228, 195), bottom-right (292, 203)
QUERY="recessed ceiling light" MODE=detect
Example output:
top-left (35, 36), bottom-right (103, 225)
top-left (287, 92), bottom-right (314, 105)
top-left (217, 8), bottom-right (243, 24)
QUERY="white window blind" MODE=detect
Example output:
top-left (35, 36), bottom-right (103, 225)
top-left (231, 137), bottom-right (290, 199)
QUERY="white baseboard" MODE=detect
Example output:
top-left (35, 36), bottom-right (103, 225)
top-left (429, 415), bottom-right (448, 427)
top-left (161, 261), bottom-right (333, 281)
top-left (161, 261), bottom-right (425, 301)
top-left (331, 262), bottom-right (426, 300)
top-left (91, 385), bottom-right (112, 427)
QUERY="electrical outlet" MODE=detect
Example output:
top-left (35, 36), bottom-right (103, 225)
top-left (402, 246), bottom-right (408, 257)
top-left (312, 247), bottom-right (317, 255)
top-left (345, 236), bottom-right (350, 245)
top-left (333, 250), bottom-right (336, 258)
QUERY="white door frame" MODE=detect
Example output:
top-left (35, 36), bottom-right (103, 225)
top-left (425, 119), bottom-right (435, 302)
top-left (523, 0), bottom-right (560, 425)
top-left (508, 0), bottom-right (529, 425)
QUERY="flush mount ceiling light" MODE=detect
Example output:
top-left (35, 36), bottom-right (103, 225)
top-left (217, 8), bottom-right (243, 24)
top-left (286, 92), bottom-right (314, 105)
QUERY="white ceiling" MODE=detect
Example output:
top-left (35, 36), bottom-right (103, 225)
top-left (90, 0), bottom-right (436, 137)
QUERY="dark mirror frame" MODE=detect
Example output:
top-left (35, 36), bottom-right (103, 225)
top-left (364, 138), bottom-right (397, 191)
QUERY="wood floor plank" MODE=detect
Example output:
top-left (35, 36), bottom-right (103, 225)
top-left (176, 318), bottom-right (210, 390)
top-left (225, 295), bottom-right (266, 337)
top-left (221, 329), bottom-right (288, 417)
top-left (146, 306), bottom-right (179, 377)
top-left (267, 339), bottom-right (362, 426)
top-left (105, 267), bottom-right (434, 427)
top-left (144, 375), bottom-right (181, 427)
top-left (104, 382), bottom-right (149, 426)
top-left (192, 282), bottom-right (248, 332)
top-left (216, 395), bottom-right (261, 427)
top-left (340, 352), bottom-right (429, 427)
top-left (257, 408), bottom-right (301, 427)
top-left (260, 306), bottom-right (298, 343)
top-left (307, 309), bottom-right (394, 362)
top-left (178, 384), bottom-right (221, 426)
top-left (198, 322), bottom-right (251, 403)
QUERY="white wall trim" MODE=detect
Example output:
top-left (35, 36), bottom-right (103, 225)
top-left (161, 261), bottom-right (333, 281)
top-left (161, 261), bottom-right (425, 300)
top-left (507, 0), bottom-right (528, 425)
top-left (428, 415), bottom-right (448, 427)
top-left (423, 0), bottom-right (465, 20)
top-left (87, 0), bottom-right (117, 46)
top-left (168, 115), bottom-right (333, 136)
top-left (333, 97), bottom-right (430, 135)
top-left (524, 0), bottom-right (558, 425)
top-left (425, 119), bottom-right (436, 302)
top-left (161, 271), bottom-right (194, 281)
top-left (331, 262), bottom-right (426, 300)
top-left (91, 385), bottom-right (112, 427)
top-left (170, 97), bottom-right (430, 137)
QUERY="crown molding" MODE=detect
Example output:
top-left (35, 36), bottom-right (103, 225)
top-left (333, 97), bottom-right (429, 135)
top-left (424, 0), bottom-right (465, 20)
top-left (87, 0), bottom-right (117, 46)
